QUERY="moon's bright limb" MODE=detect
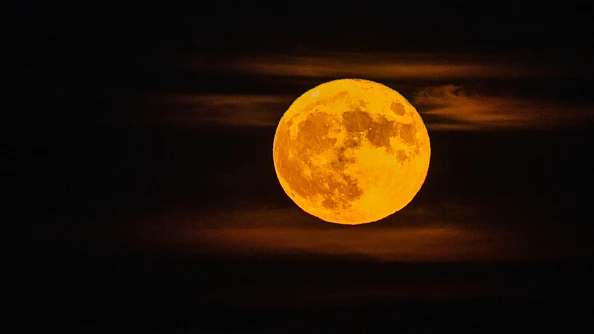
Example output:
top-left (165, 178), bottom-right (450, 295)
top-left (273, 79), bottom-right (430, 225)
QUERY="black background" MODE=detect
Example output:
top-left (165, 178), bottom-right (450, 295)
top-left (13, 1), bottom-right (594, 332)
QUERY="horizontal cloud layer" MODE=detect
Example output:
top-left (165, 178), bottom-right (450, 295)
top-left (81, 204), bottom-right (575, 263)
top-left (132, 89), bottom-right (591, 131)
top-left (128, 51), bottom-right (593, 130)
top-left (183, 52), bottom-right (561, 79)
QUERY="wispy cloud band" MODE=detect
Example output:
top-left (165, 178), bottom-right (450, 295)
top-left (102, 205), bottom-right (571, 262)
top-left (131, 93), bottom-right (294, 127)
top-left (131, 51), bottom-right (593, 130)
top-left (133, 88), bottom-right (591, 131)
top-left (414, 85), bottom-right (592, 130)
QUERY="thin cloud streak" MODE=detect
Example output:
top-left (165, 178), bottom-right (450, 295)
top-left (185, 226), bottom-right (497, 262)
top-left (138, 206), bottom-right (563, 262)
top-left (171, 223), bottom-right (566, 262)
top-left (77, 205), bottom-right (580, 262)
top-left (132, 93), bottom-right (294, 127)
top-left (127, 85), bottom-right (594, 131)
top-left (231, 54), bottom-right (522, 79)
top-left (173, 49), bottom-right (586, 80)
top-left (133, 89), bottom-right (591, 131)
top-left (415, 85), bottom-right (593, 130)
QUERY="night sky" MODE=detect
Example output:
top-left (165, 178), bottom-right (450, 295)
top-left (15, 1), bottom-right (594, 332)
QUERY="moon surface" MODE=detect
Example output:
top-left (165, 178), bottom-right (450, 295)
top-left (273, 79), bottom-right (430, 225)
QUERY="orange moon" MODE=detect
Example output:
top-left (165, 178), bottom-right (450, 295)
top-left (273, 79), bottom-right (430, 225)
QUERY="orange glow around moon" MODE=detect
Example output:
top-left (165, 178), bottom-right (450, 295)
top-left (273, 79), bottom-right (431, 225)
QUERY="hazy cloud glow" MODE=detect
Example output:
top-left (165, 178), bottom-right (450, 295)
top-left (134, 52), bottom-right (592, 130)
top-left (122, 206), bottom-right (564, 262)
top-left (415, 85), bottom-right (591, 130)
top-left (233, 55), bottom-right (503, 79)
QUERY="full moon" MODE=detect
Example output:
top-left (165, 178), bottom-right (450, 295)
top-left (273, 79), bottom-right (430, 225)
